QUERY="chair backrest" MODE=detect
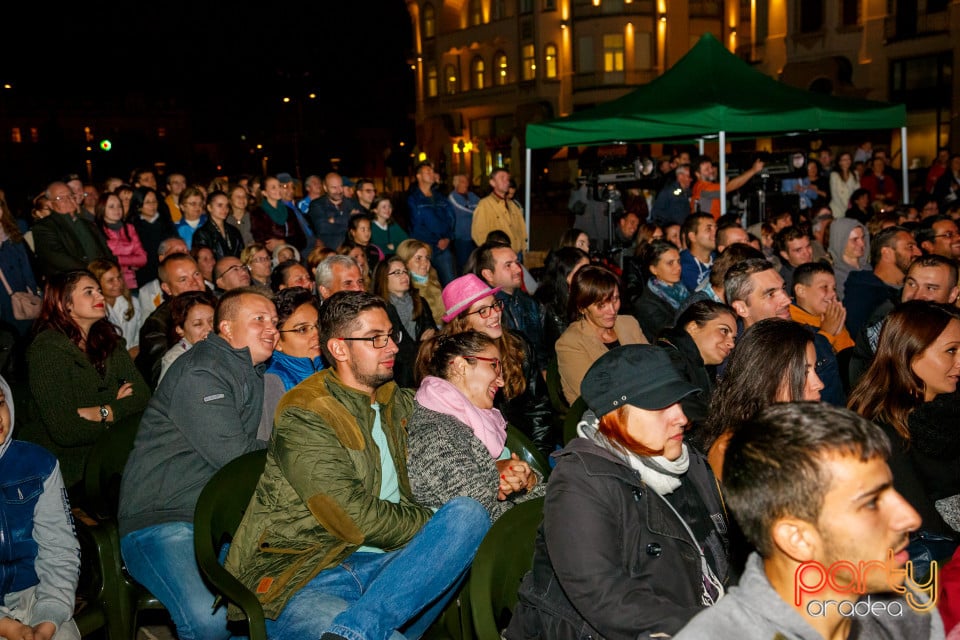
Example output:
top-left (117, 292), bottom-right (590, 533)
top-left (193, 448), bottom-right (268, 640)
top-left (505, 425), bottom-right (550, 480)
top-left (562, 396), bottom-right (588, 445)
top-left (469, 497), bottom-right (544, 639)
top-left (84, 420), bottom-right (140, 520)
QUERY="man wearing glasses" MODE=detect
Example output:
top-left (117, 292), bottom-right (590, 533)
top-left (32, 181), bottom-right (113, 278)
top-left (226, 291), bottom-right (489, 640)
top-left (213, 256), bottom-right (252, 293)
top-left (917, 215), bottom-right (960, 260)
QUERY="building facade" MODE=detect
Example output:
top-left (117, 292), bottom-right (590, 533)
top-left (406, 0), bottom-right (959, 181)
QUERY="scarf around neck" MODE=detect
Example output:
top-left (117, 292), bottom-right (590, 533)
top-left (260, 199), bottom-right (288, 225)
top-left (416, 375), bottom-right (507, 458)
top-left (648, 278), bottom-right (690, 310)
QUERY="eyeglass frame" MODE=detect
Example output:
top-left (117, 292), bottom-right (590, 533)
top-left (216, 263), bottom-right (248, 280)
top-left (464, 299), bottom-right (504, 319)
top-left (461, 354), bottom-right (503, 376)
top-left (338, 329), bottom-right (402, 348)
top-left (278, 322), bottom-right (321, 336)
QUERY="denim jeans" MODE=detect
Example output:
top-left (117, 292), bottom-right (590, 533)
top-left (266, 497), bottom-right (489, 640)
top-left (430, 246), bottom-right (458, 287)
top-left (121, 522), bottom-right (230, 640)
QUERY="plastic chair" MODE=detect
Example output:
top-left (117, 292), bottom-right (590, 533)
top-left (562, 397), bottom-right (588, 445)
top-left (193, 449), bottom-right (268, 640)
top-left (505, 425), bottom-right (550, 480)
top-left (81, 421), bottom-right (166, 639)
top-left (468, 497), bottom-right (544, 640)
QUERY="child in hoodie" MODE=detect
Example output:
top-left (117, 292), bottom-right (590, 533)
top-left (0, 375), bottom-right (81, 640)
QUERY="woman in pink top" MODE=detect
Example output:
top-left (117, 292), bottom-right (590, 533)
top-left (96, 192), bottom-right (147, 292)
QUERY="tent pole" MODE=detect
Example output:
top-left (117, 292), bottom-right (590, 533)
top-left (698, 138), bottom-right (704, 155)
top-left (901, 127), bottom-right (910, 205)
top-left (719, 131), bottom-right (726, 216)
top-left (524, 147), bottom-right (532, 252)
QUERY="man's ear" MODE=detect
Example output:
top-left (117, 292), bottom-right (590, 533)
top-left (480, 268), bottom-right (495, 286)
top-left (327, 337), bottom-right (349, 363)
top-left (218, 320), bottom-right (232, 341)
top-left (921, 240), bottom-right (934, 254)
top-left (731, 299), bottom-right (749, 320)
top-left (770, 517), bottom-right (820, 563)
top-left (160, 282), bottom-right (172, 297)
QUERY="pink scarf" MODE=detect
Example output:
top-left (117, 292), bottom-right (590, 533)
top-left (415, 376), bottom-right (507, 458)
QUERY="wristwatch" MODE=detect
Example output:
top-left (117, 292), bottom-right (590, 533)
top-left (99, 405), bottom-right (109, 424)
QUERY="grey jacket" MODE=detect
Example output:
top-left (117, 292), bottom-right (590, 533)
top-left (675, 552), bottom-right (944, 640)
top-left (407, 404), bottom-right (545, 522)
top-left (118, 334), bottom-right (267, 537)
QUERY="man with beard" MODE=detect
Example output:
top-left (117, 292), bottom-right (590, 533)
top-left (843, 226), bottom-right (921, 337)
top-left (676, 403), bottom-right (939, 640)
top-left (225, 291), bottom-right (489, 640)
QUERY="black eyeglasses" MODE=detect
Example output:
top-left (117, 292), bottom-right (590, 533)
top-left (339, 329), bottom-right (402, 348)
top-left (217, 264), bottom-right (247, 279)
top-left (466, 299), bottom-right (504, 319)
top-left (279, 323), bottom-right (320, 336)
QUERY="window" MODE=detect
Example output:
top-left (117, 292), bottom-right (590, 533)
top-left (799, 0), bottom-right (824, 33)
top-left (10, 128), bottom-right (21, 144)
top-left (83, 126), bottom-right (93, 142)
top-left (427, 65), bottom-right (439, 97)
top-left (492, 0), bottom-right (507, 19)
top-left (928, 0), bottom-right (949, 12)
top-left (445, 64), bottom-right (459, 95)
top-left (603, 34), bottom-right (625, 72)
top-left (469, 0), bottom-right (483, 25)
top-left (472, 56), bottom-right (486, 89)
top-left (423, 3), bottom-right (436, 38)
top-left (545, 44), bottom-right (559, 78)
top-left (544, 0), bottom-right (556, 9)
top-left (841, 0), bottom-right (859, 26)
top-left (522, 44), bottom-right (536, 80)
top-left (157, 127), bottom-right (166, 138)
top-left (30, 128), bottom-right (39, 143)
top-left (519, 0), bottom-right (533, 13)
top-left (494, 52), bottom-right (508, 85)
top-left (635, 32), bottom-right (652, 69)
top-left (578, 36), bottom-right (595, 72)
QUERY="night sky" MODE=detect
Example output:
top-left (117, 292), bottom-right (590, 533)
top-left (2, 1), bottom-right (415, 185)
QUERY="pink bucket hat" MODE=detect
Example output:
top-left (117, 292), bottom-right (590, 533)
top-left (441, 274), bottom-right (502, 323)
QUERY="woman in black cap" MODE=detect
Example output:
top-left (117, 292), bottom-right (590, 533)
top-left (508, 344), bottom-right (729, 640)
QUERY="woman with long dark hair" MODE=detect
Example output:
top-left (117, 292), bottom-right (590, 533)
top-left (630, 239), bottom-right (688, 341)
top-left (849, 301), bottom-right (960, 537)
top-left (0, 191), bottom-right (39, 335)
top-left (535, 247), bottom-right (590, 362)
top-left (703, 318), bottom-right (823, 479)
top-left (95, 192), bottom-right (147, 293)
top-left (22, 270), bottom-right (150, 489)
top-left (192, 191), bottom-right (244, 259)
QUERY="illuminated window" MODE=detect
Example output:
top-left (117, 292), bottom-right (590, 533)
top-left (469, 0), bottom-right (483, 25)
top-left (545, 44), bottom-right (558, 78)
top-left (157, 127), bottom-right (167, 138)
top-left (83, 126), bottom-right (93, 142)
top-left (29, 128), bottom-right (38, 143)
top-left (522, 44), bottom-right (536, 80)
top-left (603, 34), bottom-right (625, 72)
top-left (10, 128), bottom-right (21, 144)
top-left (471, 57), bottom-right (486, 90)
top-left (445, 64), bottom-right (459, 95)
top-left (427, 65), bottom-right (438, 97)
top-left (423, 3), bottom-right (436, 38)
top-left (494, 52), bottom-right (508, 85)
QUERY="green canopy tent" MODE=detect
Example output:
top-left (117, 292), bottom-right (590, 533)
top-left (522, 32), bottom-right (908, 245)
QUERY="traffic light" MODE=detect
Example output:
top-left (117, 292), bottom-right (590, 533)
top-left (99, 139), bottom-right (112, 151)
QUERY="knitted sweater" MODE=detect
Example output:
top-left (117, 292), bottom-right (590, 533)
top-left (407, 404), bottom-right (545, 523)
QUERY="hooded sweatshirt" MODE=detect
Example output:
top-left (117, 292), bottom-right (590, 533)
top-left (827, 217), bottom-right (870, 301)
top-left (0, 375), bottom-right (80, 633)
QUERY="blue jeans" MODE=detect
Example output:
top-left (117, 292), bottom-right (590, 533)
top-left (430, 246), bottom-right (458, 286)
top-left (266, 497), bottom-right (489, 640)
top-left (121, 522), bottom-right (230, 640)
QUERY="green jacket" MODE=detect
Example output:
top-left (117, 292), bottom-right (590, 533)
top-left (225, 369), bottom-right (430, 619)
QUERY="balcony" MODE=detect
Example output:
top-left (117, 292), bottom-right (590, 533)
top-left (884, 9), bottom-right (950, 42)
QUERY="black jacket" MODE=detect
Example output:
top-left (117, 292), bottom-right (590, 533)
top-left (508, 437), bottom-right (729, 640)
top-left (191, 219), bottom-right (244, 259)
top-left (630, 282), bottom-right (677, 343)
top-left (657, 328), bottom-right (714, 432)
top-left (497, 331), bottom-right (560, 457)
top-left (386, 299), bottom-right (436, 389)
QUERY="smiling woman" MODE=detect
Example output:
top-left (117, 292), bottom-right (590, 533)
top-left (849, 301), bottom-right (960, 539)
top-left (407, 331), bottom-right (545, 521)
top-left (19, 270), bottom-right (150, 491)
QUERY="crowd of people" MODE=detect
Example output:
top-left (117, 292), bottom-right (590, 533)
top-left (2, 143), bottom-right (960, 640)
